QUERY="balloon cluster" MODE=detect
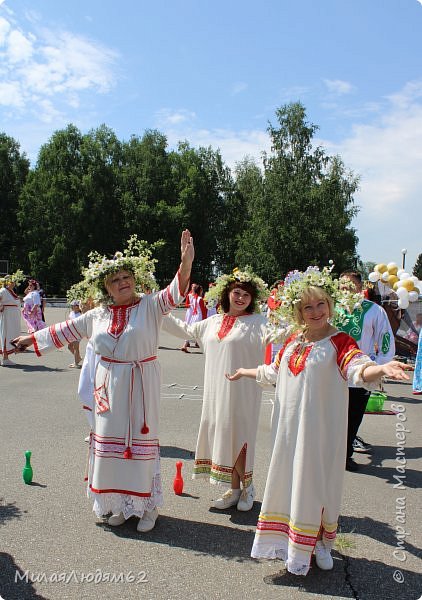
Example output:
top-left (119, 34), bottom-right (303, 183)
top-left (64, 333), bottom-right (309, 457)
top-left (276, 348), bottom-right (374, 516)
top-left (368, 263), bottom-right (421, 309)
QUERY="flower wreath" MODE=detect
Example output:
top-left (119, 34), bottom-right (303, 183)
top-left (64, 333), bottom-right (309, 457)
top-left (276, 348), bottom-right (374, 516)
top-left (272, 264), bottom-right (363, 328)
top-left (1, 269), bottom-right (26, 287)
top-left (80, 235), bottom-right (162, 304)
top-left (204, 266), bottom-right (269, 313)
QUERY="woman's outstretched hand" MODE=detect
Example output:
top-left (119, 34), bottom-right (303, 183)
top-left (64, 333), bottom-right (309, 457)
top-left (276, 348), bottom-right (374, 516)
top-left (10, 335), bottom-right (34, 353)
top-left (226, 369), bottom-right (245, 381)
top-left (382, 360), bottom-right (412, 381)
top-left (180, 229), bottom-right (194, 266)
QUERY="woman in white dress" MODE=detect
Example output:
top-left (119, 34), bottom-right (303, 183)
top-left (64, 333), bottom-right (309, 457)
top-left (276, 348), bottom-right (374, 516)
top-left (227, 267), bottom-right (411, 575)
top-left (163, 267), bottom-right (272, 512)
top-left (12, 230), bottom-right (194, 533)
top-left (0, 270), bottom-right (24, 366)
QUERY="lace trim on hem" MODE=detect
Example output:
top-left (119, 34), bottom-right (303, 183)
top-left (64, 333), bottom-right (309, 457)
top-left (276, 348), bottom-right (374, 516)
top-left (251, 543), bottom-right (311, 576)
top-left (90, 473), bottom-right (163, 519)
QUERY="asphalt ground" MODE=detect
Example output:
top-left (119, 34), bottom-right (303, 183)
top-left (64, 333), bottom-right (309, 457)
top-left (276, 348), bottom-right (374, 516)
top-left (0, 307), bottom-right (421, 600)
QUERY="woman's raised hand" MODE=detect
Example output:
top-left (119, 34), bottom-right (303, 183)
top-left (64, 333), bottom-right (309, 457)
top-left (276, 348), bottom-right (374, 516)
top-left (180, 229), bottom-right (194, 266)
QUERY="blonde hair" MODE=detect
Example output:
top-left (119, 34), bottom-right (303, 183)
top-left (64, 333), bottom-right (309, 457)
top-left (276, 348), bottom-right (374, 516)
top-left (293, 285), bottom-right (334, 327)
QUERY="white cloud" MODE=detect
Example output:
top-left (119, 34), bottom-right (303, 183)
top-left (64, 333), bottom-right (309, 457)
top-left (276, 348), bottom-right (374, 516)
top-left (163, 125), bottom-right (270, 169)
top-left (7, 28), bottom-right (33, 62)
top-left (0, 12), bottom-right (118, 116)
top-left (321, 81), bottom-right (422, 269)
top-left (155, 108), bottom-right (197, 126)
top-left (231, 81), bottom-right (248, 95)
top-left (323, 79), bottom-right (354, 95)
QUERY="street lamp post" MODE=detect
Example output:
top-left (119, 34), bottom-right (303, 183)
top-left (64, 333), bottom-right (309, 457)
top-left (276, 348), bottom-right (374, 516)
top-left (401, 248), bottom-right (407, 270)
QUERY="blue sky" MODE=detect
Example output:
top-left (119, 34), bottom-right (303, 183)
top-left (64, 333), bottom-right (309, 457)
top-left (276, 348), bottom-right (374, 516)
top-left (1, 0), bottom-right (421, 273)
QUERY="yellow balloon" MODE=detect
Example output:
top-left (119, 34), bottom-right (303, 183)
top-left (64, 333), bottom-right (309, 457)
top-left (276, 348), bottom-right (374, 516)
top-left (387, 266), bottom-right (398, 275)
top-left (401, 279), bottom-right (415, 292)
top-left (375, 263), bottom-right (388, 273)
top-left (387, 275), bottom-right (399, 287)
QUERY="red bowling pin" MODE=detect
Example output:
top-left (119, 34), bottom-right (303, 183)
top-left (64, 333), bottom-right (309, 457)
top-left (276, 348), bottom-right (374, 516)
top-left (173, 461), bottom-right (184, 495)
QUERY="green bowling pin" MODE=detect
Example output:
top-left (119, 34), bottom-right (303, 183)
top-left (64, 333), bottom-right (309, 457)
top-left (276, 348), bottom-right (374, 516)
top-left (23, 450), bottom-right (33, 484)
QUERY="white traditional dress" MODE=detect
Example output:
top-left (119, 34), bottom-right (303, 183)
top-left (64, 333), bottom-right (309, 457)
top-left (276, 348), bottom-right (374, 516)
top-left (163, 312), bottom-right (274, 488)
top-left (0, 286), bottom-right (21, 359)
top-left (31, 273), bottom-right (187, 519)
top-left (252, 331), bottom-right (377, 575)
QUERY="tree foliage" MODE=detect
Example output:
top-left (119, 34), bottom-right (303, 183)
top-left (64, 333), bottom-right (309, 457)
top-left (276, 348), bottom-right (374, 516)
top-left (0, 133), bottom-right (30, 271)
top-left (236, 103), bottom-right (360, 283)
top-left (413, 253), bottom-right (422, 280)
top-left (2, 103), bottom-right (363, 294)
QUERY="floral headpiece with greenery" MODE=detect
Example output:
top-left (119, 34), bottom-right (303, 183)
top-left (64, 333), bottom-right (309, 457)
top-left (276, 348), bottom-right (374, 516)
top-left (205, 266), bottom-right (269, 313)
top-left (272, 264), bottom-right (363, 328)
top-left (1, 269), bottom-right (25, 287)
top-left (66, 280), bottom-right (94, 305)
top-left (81, 235), bottom-right (162, 304)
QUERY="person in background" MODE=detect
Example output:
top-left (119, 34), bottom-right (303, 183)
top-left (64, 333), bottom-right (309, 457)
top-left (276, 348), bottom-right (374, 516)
top-left (22, 279), bottom-right (46, 333)
top-left (180, 283), bottom-right (207, 352)
top-left (338, 271), bottom-right (395, 471)
top-left (0, 270), bottom-right (25, 366)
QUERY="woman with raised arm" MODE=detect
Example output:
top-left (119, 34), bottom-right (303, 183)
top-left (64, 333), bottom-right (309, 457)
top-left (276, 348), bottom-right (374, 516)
top-left (13, 230), bottom-right (194, 533)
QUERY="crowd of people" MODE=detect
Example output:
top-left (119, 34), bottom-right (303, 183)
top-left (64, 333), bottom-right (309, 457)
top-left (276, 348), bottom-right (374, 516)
top-left (3, 237), bottom-right (418, 576)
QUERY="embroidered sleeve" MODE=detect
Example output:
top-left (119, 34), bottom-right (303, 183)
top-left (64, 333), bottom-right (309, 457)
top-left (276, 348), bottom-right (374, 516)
top-left (157, 270), bottom-right (190, 315)
top-left (330, 332), bottom-right (378, 389)
top-left (32, 313), bottom-right (90, 356)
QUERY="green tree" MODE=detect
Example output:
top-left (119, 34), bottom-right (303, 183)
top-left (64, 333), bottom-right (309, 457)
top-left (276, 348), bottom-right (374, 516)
top-left (413, 253), bottom-right (422, 280)
top-left (18, 124), bottom-right (123, 293)
top-left (237, 103), bottom-right (360, 282)
top-left (0, 133), bottom-right (30, 271)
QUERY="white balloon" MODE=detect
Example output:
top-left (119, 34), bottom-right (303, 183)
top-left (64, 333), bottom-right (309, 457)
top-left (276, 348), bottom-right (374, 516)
top-left (408, 291), bottom-right (419, 302)
top-left (396, 281), bottom-right (405, 288)
top-left (398, 297), bottom-right (409, 309)
top-left (381, 271), bottom-right (389, 282)
top-left (399, 272), bottom-right (410, 280)
top-left (368, 271), bottom-right (380, 282)
top-left (397, 269), bottom-right (405, 278)
top-left (410, 276), bottom-right (419, 283)
top-left (396, 287), bottom-right (408, 298)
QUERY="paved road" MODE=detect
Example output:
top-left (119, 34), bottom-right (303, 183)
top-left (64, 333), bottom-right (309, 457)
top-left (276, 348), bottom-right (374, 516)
top-left (0, 308), bottom-right (421, 600)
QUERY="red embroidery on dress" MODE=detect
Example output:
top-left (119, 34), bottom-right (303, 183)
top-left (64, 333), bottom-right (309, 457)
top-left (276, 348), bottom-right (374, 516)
top-left (288, 342), bottom-right (313, 376)
top-left (274, 333), bottom-right (298, 370)
top-left (107, 301), bottom-right (139, 338)
top-left (218, 314), bottom-right (238, 340)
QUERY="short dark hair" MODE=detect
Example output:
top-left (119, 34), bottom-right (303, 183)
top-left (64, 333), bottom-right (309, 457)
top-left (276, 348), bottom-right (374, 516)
top-left (220, 281), bottom-right (257, 314)
top-left (340, 271), bottom-right (362, 283)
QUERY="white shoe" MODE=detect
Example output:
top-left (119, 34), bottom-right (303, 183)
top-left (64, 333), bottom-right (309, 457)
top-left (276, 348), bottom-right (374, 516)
top-left (1, 358), bottom-right (14, 366)
top-left (237, 484), bottom-right (255, 511)
top-left (84, 435), bottom-right (90, 443)
top-left (137, 508), bottom-right (158, 532)
top-left (213, 488), bottom-right (241, 510)
top-left (315, 541), bottom-right (333, 570)
top-left (108, 512), bottom-right (126, 526)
